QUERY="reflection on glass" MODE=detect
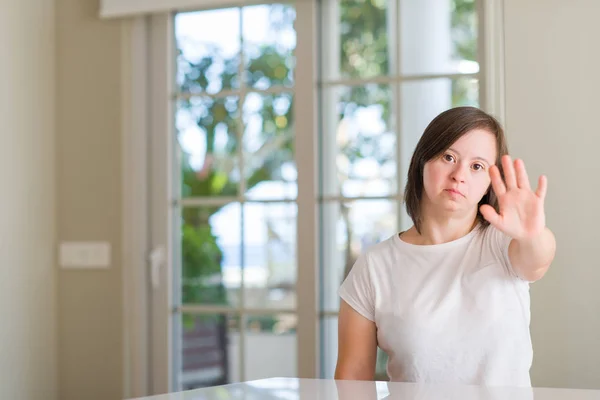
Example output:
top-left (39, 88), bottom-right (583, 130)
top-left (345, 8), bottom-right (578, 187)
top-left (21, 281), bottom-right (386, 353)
top-left (321, 200), bottom-right (397, 312)
top-left (180, 313), bottom-right (238, 390)
top-left (334, 379), bottom-right (381, 400)
top-left (176, 96), bottom-right (241, 198)
top-left (243, 4), bottom-right (296, 89)
top-left (243, 92), bottom-right (296, 200)
top-left (384, 382), bottom-right (534, 400)
top-left (181, 205), bottom-right (241, 307)
top-left (336, 0), bottom-right (391, 79)
top-left (322, 85), bottom-right (396, 198)
top-left (244, 314), bottom-right (297, 381)
top-left (400, 0), bottom-right (479, 75)
top-left (243, 203), bottom-right (297, 309)
top-left (175, 8), bottom-right (241, 94)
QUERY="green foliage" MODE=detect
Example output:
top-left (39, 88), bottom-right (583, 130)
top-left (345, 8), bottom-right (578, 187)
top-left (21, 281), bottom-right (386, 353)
top-left (176, 7), bottom-right (296, 328)
top-left (451, 0), bottom-right (477, 61)
top-left (181, 223), bottom-right (225, 304)
top-left (176, 3), bottom-right (478, 327)
top-left (340, 0), bottom-right (390, 78)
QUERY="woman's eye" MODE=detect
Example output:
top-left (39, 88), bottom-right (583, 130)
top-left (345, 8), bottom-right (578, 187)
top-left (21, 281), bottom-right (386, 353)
top-left (472, 163), bottom-right (484, 171)
top-left (443, 154), bottom-right (455, 162)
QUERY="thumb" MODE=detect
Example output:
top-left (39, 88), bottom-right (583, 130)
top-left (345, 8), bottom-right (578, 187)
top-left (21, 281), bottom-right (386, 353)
top-left (480, 204), bottom-right (502, 227)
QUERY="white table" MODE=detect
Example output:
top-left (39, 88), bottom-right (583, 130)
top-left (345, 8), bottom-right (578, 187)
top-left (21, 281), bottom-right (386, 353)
top-left (129, 377), bottom-right (600, 399)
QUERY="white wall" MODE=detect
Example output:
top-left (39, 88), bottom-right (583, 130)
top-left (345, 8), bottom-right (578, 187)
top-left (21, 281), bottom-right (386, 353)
top-left (504, 0), bottom-right (600, 390)
top-left (55, 0), bottom-right (124, 397)
top-left (0, 0), bottom-right (57, 399)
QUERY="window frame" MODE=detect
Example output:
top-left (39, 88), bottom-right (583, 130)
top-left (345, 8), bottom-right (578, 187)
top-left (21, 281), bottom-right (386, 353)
top-left (120, 0), bottom-right (506, 397)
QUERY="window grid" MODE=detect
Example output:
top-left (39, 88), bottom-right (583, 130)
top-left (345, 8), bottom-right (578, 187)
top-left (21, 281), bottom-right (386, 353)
top-left (165, 0), bottom-right (485, 389)
top-left (172, 3), bottom-right (300, 388)
top-left (316, 0), bottom-right (483, 379)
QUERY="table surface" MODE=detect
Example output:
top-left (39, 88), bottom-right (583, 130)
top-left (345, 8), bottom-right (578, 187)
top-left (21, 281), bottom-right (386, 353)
top-left (129, 377), bottom-right (600, 400)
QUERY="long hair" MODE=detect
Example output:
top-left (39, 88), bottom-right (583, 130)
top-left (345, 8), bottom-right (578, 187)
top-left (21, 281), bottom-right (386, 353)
top-left (404, 107), bottom-right (508, 233)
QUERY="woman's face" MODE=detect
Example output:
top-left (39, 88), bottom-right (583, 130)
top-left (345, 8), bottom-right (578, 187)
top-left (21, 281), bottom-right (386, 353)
top-left (422, 129), bottom-right (498, 217)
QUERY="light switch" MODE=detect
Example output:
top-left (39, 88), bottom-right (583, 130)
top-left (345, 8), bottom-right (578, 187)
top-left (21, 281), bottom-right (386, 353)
top-left (59, 241), bottom-right (111, 269)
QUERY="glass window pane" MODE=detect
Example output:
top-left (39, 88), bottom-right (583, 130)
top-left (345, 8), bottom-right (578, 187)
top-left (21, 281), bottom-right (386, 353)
top-left (243, 4), bottom-right (296, 89)
top-left (244, 314), bottom-right (297, 381)
top-left (243, 92), bottom-right (296, 201)
top-left (175, 8), bottom-right (241, 94)
top-left (243, 202), bottom-right (297, 309)
top-left (452, 76), bottom-right (479, 107)
top-left (180, 313), bottom-right (239, 390)
top-left (181, 205), bottom-right (241, 308)
top-left (320, 316), bottom-right (338, 379)
top-left (400, 0), bottom-right (478, 75)
top-left (334, 0), bottom-right (391, 80)
top-left (321, 200), bottom-right (398, 312)
top-left (177, 96), bottom-right (241, 198)
top-left (321, 85), bottom-right (396, 198)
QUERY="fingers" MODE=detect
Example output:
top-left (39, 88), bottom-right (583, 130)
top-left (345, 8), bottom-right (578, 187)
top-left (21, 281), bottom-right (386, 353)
top-left (489, 165), bottom-right (506, 196)
top-left (480, 204), bottom-right (502, 227)
top-left (504, 156), bottom-right (546, 198)
top-left (514, 158), bottom-right (531, 190)
top-left (501, 155), bottom-right (517, 189)
top-left (536, 175), bottom-right (548, 199)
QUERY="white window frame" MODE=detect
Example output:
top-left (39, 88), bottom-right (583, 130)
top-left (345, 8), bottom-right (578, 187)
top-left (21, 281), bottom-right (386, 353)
top-left (120, 0), bottom-right (506, 397)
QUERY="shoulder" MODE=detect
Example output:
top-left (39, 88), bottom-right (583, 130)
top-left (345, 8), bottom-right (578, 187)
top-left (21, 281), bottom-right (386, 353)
top-left (345, 235), bottom-right (400, 279)
top-left (478, 223), bottom-right (512, 250)
top-left (361, 234), bottom-right (400, 264)
top-left (473, 224), bottom-right (512, 265)
top-left (477, 224), bottom-right (529, 282)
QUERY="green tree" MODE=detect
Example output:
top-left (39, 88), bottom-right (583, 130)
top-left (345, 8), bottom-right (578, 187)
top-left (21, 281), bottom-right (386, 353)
top-left (177, 6), bottom-right (295, 329)
top-left (176, 0), bottom-right (477, 332)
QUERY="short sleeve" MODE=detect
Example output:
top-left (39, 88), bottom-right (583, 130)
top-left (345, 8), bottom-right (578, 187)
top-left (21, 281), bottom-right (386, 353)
top-left (337, 253), bottom-right (376, 322)
top-left (486, 225), bottom-right (526, 281)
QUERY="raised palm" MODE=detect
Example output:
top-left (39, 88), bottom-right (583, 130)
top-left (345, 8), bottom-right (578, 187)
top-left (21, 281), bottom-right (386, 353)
top-left (480, 155), bottom-right (547, 240)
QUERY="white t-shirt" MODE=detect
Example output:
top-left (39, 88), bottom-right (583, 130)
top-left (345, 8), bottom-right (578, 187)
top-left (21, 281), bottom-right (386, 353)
top-left (338, 224), bottom-right (533, 387)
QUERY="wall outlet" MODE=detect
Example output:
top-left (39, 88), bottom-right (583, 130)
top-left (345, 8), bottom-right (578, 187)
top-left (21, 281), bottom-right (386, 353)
top-left (59, 241), bottom-right (111, 269)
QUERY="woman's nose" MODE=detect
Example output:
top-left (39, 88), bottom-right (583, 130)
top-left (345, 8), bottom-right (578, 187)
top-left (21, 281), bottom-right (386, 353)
top-left (451, 164), bottom-right (468, 183)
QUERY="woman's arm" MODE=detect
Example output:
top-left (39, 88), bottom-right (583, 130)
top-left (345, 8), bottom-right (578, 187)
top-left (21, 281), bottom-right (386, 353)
top-left (509, 227), bottom-right (556, 281)
top-left (334, 299), bottom-right (378, 381)
top-left (480, 156), bottom-right (556, 281)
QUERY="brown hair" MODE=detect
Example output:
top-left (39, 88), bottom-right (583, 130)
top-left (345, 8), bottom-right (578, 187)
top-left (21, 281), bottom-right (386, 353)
top-left (404, 106), bottom-right (508, 233)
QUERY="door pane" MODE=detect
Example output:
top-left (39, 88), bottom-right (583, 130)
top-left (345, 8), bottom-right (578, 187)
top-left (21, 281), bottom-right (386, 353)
top-left (244, 314), bottom-right (297, 380)
top-left (243, 4), bottom-right (296, 89)
top-left (173, 3), bottom-right (300, 392)
top-left (180, 313), bottom-right (239, 390)
top-left (243, 92), bottom-right (296, 201)
top-left (321, 85), bottom-right (396, 198)
top-left (321, 200), bottom-right (398, 313)
top-left (325, 0), bottom-right (391, 80)
top-left (181, 204), bottom-right (242, 307)
top-left (177, 96), bottom-right (241, 198)
top-left (400, 0), bottom-right (479, 75)
top-left (320, 316), bottom-right (338, 379)
top-left (175, 8), bottom-right (241, 94)
top-left (243, 202), bottom-right (297, 310)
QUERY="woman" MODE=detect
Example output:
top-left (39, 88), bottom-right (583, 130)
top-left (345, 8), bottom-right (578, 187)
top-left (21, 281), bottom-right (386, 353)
top-left (334, 106), bottom-right (556, 387)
